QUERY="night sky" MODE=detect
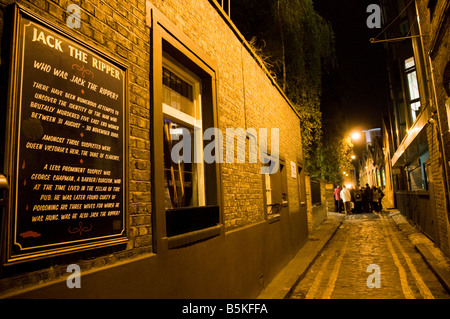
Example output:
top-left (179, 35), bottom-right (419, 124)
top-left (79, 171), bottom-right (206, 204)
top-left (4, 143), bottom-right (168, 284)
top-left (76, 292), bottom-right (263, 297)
top-left (313, 0), bottom-right (388, 131)
top-left (231, 0), bottom-right (389, 133)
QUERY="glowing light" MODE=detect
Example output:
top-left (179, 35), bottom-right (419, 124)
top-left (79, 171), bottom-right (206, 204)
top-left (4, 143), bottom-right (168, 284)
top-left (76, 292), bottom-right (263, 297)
top-left (350, 132), bottom-right (361, 141)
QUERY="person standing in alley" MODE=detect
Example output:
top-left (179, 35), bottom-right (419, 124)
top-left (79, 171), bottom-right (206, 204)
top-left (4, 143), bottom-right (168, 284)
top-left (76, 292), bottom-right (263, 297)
top-left (340, 185), bottom-right (352, 215)
top-left (363, 184), bottom-right (373, 213)
top-left (373, 186), bottom-right (384, 212)
top-left (350, 186), bottom-right (356, 213)
top-left (378, 187), bottom-right (385, 212)
top-left (372, 186), bottom-right (380, 212)
top-left (354, 187), bottom-right (363, 214)
top-left (334, 185), bottom-right (342, 213)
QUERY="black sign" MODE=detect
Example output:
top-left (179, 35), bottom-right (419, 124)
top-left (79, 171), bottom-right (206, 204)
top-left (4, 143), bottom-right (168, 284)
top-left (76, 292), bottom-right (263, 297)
top-left (5, 7), bottom-right (128, 262)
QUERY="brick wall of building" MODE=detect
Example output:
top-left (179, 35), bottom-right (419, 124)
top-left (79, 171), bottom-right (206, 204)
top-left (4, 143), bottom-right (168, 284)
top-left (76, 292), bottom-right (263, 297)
top-left (0, 0), bottom-right (307, 297)
top-left (0, 0), bottom-right (154, 293)
top-left (416, 0), bottom-right (450, 256)
top-left (148, 0), bottom-right (304, 230)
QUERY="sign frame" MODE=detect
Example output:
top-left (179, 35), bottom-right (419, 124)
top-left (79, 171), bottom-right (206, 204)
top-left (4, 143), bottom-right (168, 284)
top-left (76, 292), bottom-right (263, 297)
top-left (2, 5), bottom-right (129, 265)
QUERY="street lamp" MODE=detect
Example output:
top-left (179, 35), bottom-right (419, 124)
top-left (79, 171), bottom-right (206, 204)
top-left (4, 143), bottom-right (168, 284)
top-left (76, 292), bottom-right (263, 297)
top-left (350, 132), bottom-right (362, 141)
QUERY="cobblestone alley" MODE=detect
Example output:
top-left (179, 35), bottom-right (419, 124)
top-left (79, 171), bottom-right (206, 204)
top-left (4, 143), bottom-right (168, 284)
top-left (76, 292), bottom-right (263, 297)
top-left (289, 213), bottom-right (450, 299)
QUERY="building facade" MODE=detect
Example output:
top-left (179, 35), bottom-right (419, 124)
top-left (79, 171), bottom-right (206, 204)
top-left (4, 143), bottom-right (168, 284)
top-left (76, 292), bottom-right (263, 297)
top-left (0, 0), bottom-right (308, 298)
top-left (380, 0), bottom-right (450, 256)
top-left (358, 129), bottom-right (384, 188)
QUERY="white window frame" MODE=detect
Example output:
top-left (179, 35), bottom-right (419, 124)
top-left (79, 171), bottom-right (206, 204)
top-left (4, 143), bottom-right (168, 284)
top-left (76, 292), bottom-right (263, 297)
top-left (162, 55), bottom-right (205, 206)
top-left (404, 57), bottom-right (421, 123)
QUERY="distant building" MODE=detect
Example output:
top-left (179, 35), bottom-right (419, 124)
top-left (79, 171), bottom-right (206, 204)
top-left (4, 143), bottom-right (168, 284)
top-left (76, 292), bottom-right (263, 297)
top-left (380, 0), bottom-right (450, 257)
top-left (363, 128), bottom-right (381, 145)
top-left (358, 129), bottom-right (386, 186)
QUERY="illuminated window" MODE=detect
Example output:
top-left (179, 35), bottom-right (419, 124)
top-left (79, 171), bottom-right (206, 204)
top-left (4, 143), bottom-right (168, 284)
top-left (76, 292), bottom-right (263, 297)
top-left (163, 56), bottom-right (205, 209)
top-left (263, 159), bottom-right (287, 218)
top-left (405, 57), bottom-right (421, 123)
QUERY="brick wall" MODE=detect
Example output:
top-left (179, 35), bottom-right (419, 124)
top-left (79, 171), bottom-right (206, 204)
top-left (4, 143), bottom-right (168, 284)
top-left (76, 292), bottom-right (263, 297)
top-left (147, 0), bottom-right (303, 230)
top-left (0, 0), bottom-right (306, 297)
top-left (0, 0), bottom-right (154, 294)
top-left (304, 176), bottom-right (328, 232)
top-left (416, 0), bottom-right (450, 257)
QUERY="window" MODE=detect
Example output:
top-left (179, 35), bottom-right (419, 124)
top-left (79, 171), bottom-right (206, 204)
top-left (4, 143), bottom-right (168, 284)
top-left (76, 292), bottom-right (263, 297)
top-left (399, 20), bottom-right (410, 36)
top-left (447, 99), bottom-right (450, 131)
top-left (428, 0), bottom-right (437, 20)
top-left (444, 62), bottom-right (450, 97)
top-left (263, 159), bottom-right (287, 219)
top-left (148, 4), bottom-right (220, 248)
top-left (420, 152), bottom-right (430, 190)
top-left (310, 180), bottom-right (321, 205)
top-left (159, 44), bottom-right (219, 240)
top-left (162, 55), bottom-right (205, 209)
top-left (297, 165), bottom-right (306, 206)
top-left (405, 57), bottom-right (421, 123)
top-left (407, 152), bottom-right (430, 191)
top-left (408, 165), bottom-right (423, 191)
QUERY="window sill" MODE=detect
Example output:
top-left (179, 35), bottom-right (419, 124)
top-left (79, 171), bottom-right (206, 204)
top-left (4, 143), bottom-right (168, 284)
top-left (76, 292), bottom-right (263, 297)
top-left (167, 224), bottom-right (222, 249)
top-left (166, 205), bottom-right (220, 237)
top-left (268, 214), bottom-right (281, 223)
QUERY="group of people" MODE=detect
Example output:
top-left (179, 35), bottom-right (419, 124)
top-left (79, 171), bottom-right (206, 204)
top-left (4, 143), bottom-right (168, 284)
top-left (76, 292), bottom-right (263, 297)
top-left (334, 184), bottom-right (384, 215)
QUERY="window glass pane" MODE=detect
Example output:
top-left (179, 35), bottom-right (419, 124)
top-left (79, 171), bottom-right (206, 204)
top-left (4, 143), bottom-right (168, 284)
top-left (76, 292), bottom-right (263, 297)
top-left (311, 180), bottom-right (321, 205)
top-left (408, 165), bottom-right (423, 191)
top-left (163, 118), bottom-right (199, 209)
top-left (297, 166), bottom-right (305, 202)
top-left (399, 20), bottom-right (410, 36)
top-left (411, 109), bottom-right (416, 122)
top-left (264, 173), bottom-right (272, 215)
top-left (411, 101), bottom-right (420, 122)
top-left (280, 164), bottom-right (288, 203)
top-left (162, 67), bottom-right (194, 117)
top-left (411, 101), bottom-right (421, 111)
top-left (405, 57), bottom-right (415, 70)
top-left (407, 71), bottom-right (420, 100)
top-left (162, 59), bottom-right (205, 211)
top-left (264, 161), bottom-right (284, 216)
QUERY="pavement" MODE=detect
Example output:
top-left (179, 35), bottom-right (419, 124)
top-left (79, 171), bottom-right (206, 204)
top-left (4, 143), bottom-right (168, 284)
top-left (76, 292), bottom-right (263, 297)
top-left (257, 212), bottom-right (345, 299)
top-left (388, 209), bottom-right (450, 294)
top-left (257, 210), bottom-right (450, 298)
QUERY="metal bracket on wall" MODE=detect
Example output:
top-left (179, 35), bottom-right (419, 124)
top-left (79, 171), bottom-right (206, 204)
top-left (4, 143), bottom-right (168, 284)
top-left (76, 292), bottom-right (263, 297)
top-left (0, 174), bottom-right (8, 207)
top-left (0, 175), bottom-right (8, 189)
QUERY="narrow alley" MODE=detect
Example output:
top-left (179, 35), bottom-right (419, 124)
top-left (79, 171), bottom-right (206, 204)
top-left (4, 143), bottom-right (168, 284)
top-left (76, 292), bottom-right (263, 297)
top-left (2, 0), bottom-right (450, 306)
top-left (289, 213), bottom-right (450, 299)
